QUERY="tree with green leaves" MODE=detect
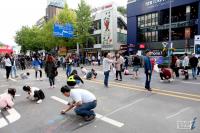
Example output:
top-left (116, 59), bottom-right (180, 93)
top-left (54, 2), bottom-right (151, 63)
top-left (117, 6), bottom-right (127, 16)
top-left (15, 4), bottom-right (77, 53)
top-left (15, 26), bottom-right (44, 53)
top-left (76, 0), bottom-right (93, 56)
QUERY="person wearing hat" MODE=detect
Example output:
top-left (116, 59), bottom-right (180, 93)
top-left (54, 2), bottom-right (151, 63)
top-left (143, 50), bottom-right (152, 91)
top-left (0, 88), bottom-right (16, 110)
top-left (60, 86), bottom-right (97, 121)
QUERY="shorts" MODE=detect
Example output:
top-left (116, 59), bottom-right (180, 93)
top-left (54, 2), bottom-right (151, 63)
top-left (133, 65), bottom-right (140, 72)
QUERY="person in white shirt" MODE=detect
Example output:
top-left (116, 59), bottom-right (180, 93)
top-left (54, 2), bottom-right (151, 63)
top-left (81, 67), bottom-right (88, 78)
top-left (183, 53), bottom-right (189, 69)
top-left (23, 86), bottom-right (45, 104)
top-left (20, 72), bottom-right (30, 79)
top-left (197, 57), bottom-right (200, 76)
top-left (175, 56), bottom-right (180, 78)
top-left (183, 53), bottom-right (189, 80)
top-left (10, 53), bottom-right (17, 78)
top-left (103, 52), bottom-right (113, 87)
top-left (3, 53), bottom-right (12, 80)
top-left (60, 86), bottom-right (97, 121)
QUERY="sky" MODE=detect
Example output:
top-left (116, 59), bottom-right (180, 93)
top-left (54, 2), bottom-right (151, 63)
top-left (0, 0), bottom-right (127, 46)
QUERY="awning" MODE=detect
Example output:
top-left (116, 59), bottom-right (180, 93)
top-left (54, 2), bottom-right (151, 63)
top-left (0, 49), bottom-right (13, 54)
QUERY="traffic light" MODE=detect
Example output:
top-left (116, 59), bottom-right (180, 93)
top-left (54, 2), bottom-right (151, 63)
top-left (195, 44), bottom-right (200, 54)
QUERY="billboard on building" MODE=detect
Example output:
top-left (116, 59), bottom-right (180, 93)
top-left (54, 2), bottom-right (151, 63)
top-left (101, 4), bottom-right (114, 51)
top-left (47, 0), bottom-right (64, 8)
top-left (53, 23), bottom-right (74, 38)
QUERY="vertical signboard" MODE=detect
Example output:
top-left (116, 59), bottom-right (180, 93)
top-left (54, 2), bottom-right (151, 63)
top-left (194, 35), bottom-right (200, 55)
top-left (101, 4), bottom-right (114, 51)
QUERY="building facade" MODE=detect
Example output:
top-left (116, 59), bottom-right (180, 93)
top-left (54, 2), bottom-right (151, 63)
top-left (91, 3), bottom-right (127, 56)
top-left (46, 0), bottom-right (64, 20)
top-left (127, 0), bottom-right (200, 54)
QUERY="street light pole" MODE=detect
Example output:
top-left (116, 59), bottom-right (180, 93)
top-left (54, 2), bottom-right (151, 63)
top-left (169, 0), bottom-right (172, 51)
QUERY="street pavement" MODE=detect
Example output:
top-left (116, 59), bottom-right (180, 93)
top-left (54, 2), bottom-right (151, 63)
top-left (0, 66), bottom-right (200, 133)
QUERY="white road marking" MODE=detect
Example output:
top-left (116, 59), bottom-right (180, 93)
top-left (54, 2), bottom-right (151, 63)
top-left (166, 107), bottom-right (190, 119)
top-left (51, 96), bottom-right (69, 105)
top-left (6, 108), bottom-right (21, 123)
top-left (0, 108), bottom-right (21, 128)
top-left (9, 78), bottom-right (17, 82)
top-left (0, 117), bottom-right (8, 128)
top-left (51, 96), bottom-right (124, 127)
top-left (0, 85), bottom-right (8, 88)
top-left (181, 81), bottom-right (200, 85)
top-left (96, 114), bottom-right (124, 127)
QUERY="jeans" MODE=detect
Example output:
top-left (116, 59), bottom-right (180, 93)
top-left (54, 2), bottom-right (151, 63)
top-left (104, 70), bottom-right (110, 87)
top-left (66, 66), bottom-right (72, 77)
top-left (5, 66), bottom-right (11, 79)
top-left (191, 67), bottom-right (197, 78)
top-left (11, 66), bottom-right (17, 78)
top-left (145, 72), bottom-right (152, 89)
top-left (74, 100), bottom-right (97, 117)
top-left (49, 77), bottom-right (55, 86)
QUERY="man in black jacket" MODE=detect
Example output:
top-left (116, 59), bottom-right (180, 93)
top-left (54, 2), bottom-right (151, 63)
top-left (189, 54), bottom-right (198, 79)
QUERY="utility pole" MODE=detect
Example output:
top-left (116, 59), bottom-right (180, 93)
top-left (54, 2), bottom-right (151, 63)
top-left (168, 0), bottom-right (172, 56)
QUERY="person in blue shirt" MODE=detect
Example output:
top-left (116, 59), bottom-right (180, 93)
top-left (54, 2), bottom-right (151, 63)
top-left (32, 56), bottom-right (43, 80)
top-left (143, 50), bottom-right (152, 91)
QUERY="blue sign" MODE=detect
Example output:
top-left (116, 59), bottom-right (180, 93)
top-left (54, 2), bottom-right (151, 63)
top-left (53, 23), bottom-right (74, 38)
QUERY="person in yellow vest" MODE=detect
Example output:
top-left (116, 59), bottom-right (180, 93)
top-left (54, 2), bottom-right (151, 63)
top-left (67, 70), bottom-right (84, 87)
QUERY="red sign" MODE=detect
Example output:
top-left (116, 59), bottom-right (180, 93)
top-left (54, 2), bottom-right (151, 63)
top-left (139, 44), bottom-right (145, 49)
top-left (0, 45), bottom-right (13, 54)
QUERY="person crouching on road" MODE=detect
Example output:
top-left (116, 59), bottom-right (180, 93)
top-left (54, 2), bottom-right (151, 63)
top-left (159, 66), bottom-right (174, 82)
top-left (23, 86), bottom-right (45, 104)
top-left (60, 86), bottom-right (97, 121)
top-left (67, 70), bottom-right (84, 88)
top-left (0, 88), bottom-right (16, 110)
top-left (86, 69), bottom-right (97, 80)
top-left (81, 66), bottom-right (88, 78)
top-left (20, 72), bottom-right (30, 79)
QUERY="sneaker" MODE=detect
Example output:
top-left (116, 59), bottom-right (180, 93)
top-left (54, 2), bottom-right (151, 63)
top-left (115, 78), bottom-right (118, 80)
top-left (49, 86), bottom-right (53, 89)
top-left (84, 115), bottom-right (95, 121)
top-left (53, 85), bottom-right (55, 88)
top-left (36, 99), bottom-right (42, 104)
top-left (160, 80), bottom-right (164, 82)
top-left (36, 78), bottom-right (39, 80)
top-left (74, 85), bottom-right (79, 88)
top-left (40, 78), bottom-right (43, 81)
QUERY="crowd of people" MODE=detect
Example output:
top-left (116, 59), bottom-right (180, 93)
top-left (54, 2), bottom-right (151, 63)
top-left (0, 51), bottom-right (200, 123)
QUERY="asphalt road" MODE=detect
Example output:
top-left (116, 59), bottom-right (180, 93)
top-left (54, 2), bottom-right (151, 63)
top-left (0, 66), bottom-right (200, 133)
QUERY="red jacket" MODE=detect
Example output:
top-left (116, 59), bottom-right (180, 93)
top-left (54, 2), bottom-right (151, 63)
top-left (161, 68), bottom-right (171, 79)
